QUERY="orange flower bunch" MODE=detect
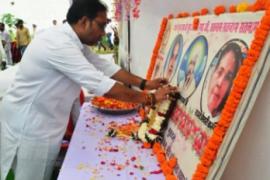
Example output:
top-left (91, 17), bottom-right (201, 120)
top-left (152, 142), bottom-right (178, 179)
top-left (91, 96), bottom-right (138, 110)
top-left (214, 5), bottom-right (226, 15)
top-left (146, 17), bottom-right (168, 80)
top-left (108, 121), bottom-right (140, 137)
top-left (193, 18), bottom-right (200, 30)
top-left (192, 3), bottom-right (270, 179)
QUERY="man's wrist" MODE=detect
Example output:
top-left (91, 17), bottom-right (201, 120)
top-left (139, 79), bottom-right (147, 90)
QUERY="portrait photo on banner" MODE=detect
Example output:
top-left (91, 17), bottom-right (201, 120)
top-left (162, 34), bottom-right (183, 82)
top-left (177, 35), bottom-right (208, 99)
top-left (200, 39), bottom-right (248, 123)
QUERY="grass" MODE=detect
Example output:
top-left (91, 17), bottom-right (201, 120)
top-left (90, 46), bottom-right (115, 54)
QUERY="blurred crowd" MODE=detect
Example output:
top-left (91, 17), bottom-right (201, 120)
top-left (0, 18), bottom-right (120, 71)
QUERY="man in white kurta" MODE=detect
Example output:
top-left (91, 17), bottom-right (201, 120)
top-left (0, 1), bottom-right (177, 180)
top-left (0, 22), bottom-right (120, 180)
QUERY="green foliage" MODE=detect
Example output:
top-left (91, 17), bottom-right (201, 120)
top-left (1, 13), bottom-right (18, 41)
top-left (1, 13), bottom-right (17, 28)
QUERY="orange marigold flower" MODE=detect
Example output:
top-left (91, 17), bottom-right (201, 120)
top-left (201, 8), bottom-right (209, 15)
top-left (168, 156), bottom-right (177, 168)
top-left (143, 142), bottom-right (152, 149)
top-left (196, 164), bottom-right (209, 174)
top-left (161, 163), bottom-right (173, 175)
top-left (157, 152), bottom-right (166, 164)
top-left (236, 2), bottom-right (249, 12)
top-left (214, 5), bottom-right (226, 15)
top-left (193, 18), bottom-right (200, 30)
top-left (177, 12), bottom-right (190, 18)
top-left (192, 11), bottom-right (200, 17)
top-left (153, 142), bottom-right (162, 153)
top-left (166, 174), bottom-right (178, 180)
top-left (229, 5), bottom-right (237, 12)
top-left (168, 14), bottom-right (174, 19)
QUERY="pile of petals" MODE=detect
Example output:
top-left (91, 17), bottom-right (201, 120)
top-left (107, 121), bottom-right (140, 139)
top-left (91, 96), bottom-right (138, 110)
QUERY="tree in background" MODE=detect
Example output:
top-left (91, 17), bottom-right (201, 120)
top-left (1, 13), bottom-right (18, 41)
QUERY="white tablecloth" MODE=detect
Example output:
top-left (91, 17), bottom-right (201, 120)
top-left (58, 103), bottom-right (164, 180)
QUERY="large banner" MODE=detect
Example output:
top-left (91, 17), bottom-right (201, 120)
top-left (151, 11), bottom-right (270, 179)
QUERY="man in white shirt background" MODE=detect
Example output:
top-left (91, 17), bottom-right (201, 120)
top-left (0, 1), bottom-right (177, 180)
top-left (0, 23), bottom-right (12, 66)
top-left (0, 37), bottom-right (7, 70)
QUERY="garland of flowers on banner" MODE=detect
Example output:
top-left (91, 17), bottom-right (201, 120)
top-left (146, 17), bottom-right (169, 80)
top-left (144, 1), bottom-right (270, 180)
top-left (113, 0), bottom-right (142, 21)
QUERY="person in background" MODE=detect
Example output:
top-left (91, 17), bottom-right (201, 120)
top-left (15, 19), bottom-right (31, 55)
top-left (106, 32), bottom-right (113, 50)
top-left (0, 23), bottom-right (12, 65)
top-left (31, 24), bottom-right (37, 39)
top-left (0, 38), bottom-right (7, 70)
top-left (52, 19), bottom-right (57, 26)
top-left (0, 1), bottom-right (177, 180)
top-left (112, 26), bottom-right (119, 64)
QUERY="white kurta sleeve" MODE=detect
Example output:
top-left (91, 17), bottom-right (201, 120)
top-left (82, 46), bottom-right (121, 77)
top-left (47, 42), bottom-right (116, 96)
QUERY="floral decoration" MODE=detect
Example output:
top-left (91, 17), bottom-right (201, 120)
top-left (91, 96), bottom-right (138, 110)
top-left (137, 93), bottom-right (179, 143)
top-left (113, 0), bottom-right (142, 21)
top-left (144, 0), bottom-right (270, 179)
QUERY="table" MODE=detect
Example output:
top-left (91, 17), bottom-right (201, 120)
top-left (58, 103), bottom-right (164, 180)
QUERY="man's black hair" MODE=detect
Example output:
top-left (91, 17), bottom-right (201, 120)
top-left (66, 0), bottom-right (107, 24)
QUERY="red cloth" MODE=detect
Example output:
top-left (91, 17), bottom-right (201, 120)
top-left (11, 42), bottom-right (21, 63)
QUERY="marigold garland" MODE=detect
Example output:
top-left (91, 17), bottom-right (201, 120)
top-left (146, 17), bottom-right (168, 80)
top-left (151, 142), bottom-right (178, 177)
top-left (192, 2), bottom-right (270, 179)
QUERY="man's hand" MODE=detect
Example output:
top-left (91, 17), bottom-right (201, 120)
top-left (145, 78), bottom-right (168, 90)
top-left (154, 85), bottom-right (178, 102)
